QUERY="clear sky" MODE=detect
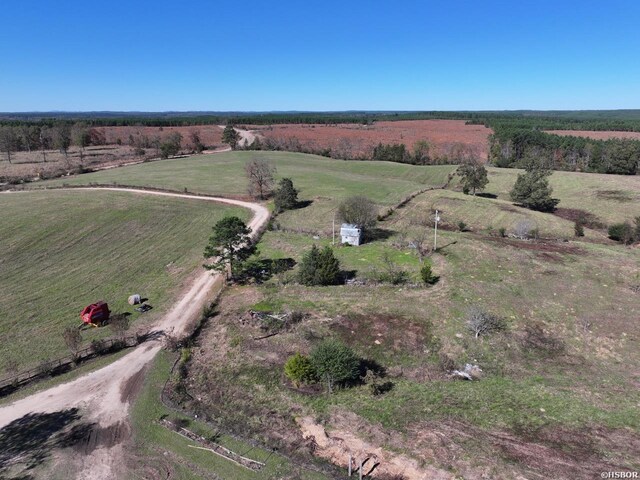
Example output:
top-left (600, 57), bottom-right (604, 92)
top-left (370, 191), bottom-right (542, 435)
top-left (0, 0), bottom-right (639, 111)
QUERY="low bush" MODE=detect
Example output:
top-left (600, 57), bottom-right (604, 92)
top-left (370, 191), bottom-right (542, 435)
top-left (608, 222), bottom-right (635, 244)
top-left (420, 263), bottom-right (438, 285)
top-left (284, 353), bottom-right (316, 386)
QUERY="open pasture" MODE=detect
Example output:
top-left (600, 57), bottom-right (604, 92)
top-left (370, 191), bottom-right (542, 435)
top-left (0, 189), bottom-right (247, 372)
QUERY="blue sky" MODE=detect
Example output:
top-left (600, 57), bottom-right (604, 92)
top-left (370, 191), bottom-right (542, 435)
top-left (0, 0), bottom-right (639, 111)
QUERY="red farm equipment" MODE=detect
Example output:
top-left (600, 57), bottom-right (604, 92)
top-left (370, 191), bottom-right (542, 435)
top-left (80, 301), bottom-right (110, 327)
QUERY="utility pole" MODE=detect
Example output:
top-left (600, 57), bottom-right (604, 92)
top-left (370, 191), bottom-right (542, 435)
top-left (333, 213), bottom-right (336, 246)
top-left (434, 209), bottom-right (440, 251)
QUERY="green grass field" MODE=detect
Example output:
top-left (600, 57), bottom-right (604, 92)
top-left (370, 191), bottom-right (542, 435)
top-left (40, 151), bottom-right (456, 231)
top-left (0, 190), bottom-right (247, 372)
top-left (15, 151), bottom-right (640, 477)
top-left (484, 166), bottom-right (640, 225)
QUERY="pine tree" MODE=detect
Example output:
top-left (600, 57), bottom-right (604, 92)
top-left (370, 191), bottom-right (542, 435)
top-left (510, 168), bottom-right (559, 212)
top-left (274, 178), bottom-right (299, 212)
top-left (222, 125), bottom-right (240, 149)
top-left (298, 245), bottom-right (341, 286)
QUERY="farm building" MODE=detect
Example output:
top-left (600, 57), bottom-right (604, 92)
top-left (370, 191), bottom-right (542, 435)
top-left (340, 223), bottom-right (362, 246)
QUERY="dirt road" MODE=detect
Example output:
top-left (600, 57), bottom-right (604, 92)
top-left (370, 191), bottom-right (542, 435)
top-left (217, 125), bottom-right (258, 148)
top-left (0, 187), bottom-right (269, 479)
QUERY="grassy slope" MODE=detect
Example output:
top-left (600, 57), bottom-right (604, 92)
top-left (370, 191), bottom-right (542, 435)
top-left (40, 151), bottom-right (456, 231)
top-left (130, 351), bottom-right (330, 480)
top-left (0, 190), bottom-right (247, 372)
top-left (25, 152), bottom-right (640, 476)
top-left (485, 167), bottom-right (640, 225)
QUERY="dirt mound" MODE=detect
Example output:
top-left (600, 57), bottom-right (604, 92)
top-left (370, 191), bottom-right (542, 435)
top-left (297, 416), bottom-right (454, 479)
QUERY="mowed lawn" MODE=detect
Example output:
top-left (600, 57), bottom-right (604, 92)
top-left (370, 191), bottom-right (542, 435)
top-left (41, 151), bottom-right (456, 230)
top-left (0, 190), bottom-right (248, 372)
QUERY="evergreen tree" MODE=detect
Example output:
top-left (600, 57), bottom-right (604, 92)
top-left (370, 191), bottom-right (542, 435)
top-left (298, 245), bottom-right (341, 286)
top-left (222, 124), bottom-right (240, 149)
top-left (510, 168), bottom-right (559, 212)
top-left (274, 177), bottom-right (299, 212)
top-left (204, 216), bottom-right (253, 278)
top-left (310, 340), bottom-right (360, 393)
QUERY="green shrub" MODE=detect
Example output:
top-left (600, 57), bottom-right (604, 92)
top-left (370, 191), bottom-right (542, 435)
top-left (458, 221), bottom-right (467, 232)
top-left (498, 227), bottom-right (507, 237)
top-left (608, 222), bottom-right (635, 244)
top-left (284, 353), bottom-right (316, 386)
top-left (574, 221), bottom-right (585, 237)
top-left (420, 263), bottom-right (438, 285)
top-left (310, 340), bottom-right (360, 393)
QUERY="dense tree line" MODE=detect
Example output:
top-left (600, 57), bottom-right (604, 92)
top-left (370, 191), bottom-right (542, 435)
top-left (488, 125), bottom-right (640, 175)
top-left (4, 109), bottom-right (640, 129)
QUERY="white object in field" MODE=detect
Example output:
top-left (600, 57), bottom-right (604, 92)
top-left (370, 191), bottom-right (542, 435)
top-left (128, 294), bottom-right (141, 305)
top-left (340, 223), bottom-right (362, 246)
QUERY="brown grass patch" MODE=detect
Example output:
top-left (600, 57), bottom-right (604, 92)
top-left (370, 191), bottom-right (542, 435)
top-left (249, 120), bottom-right (491, 159)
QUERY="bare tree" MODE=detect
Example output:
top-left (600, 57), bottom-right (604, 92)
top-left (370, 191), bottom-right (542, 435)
top-left (189, 129), bottom-right (205, 153)
top-left (0, 126), bottom-right (18, 163)
top-left (62, 326), bottom-right (82, 359)
top-left (39, 126), bottom-right (51, 162)
top-left (466, 306), bottom-right (506, 339)
top-left (109, 313), bottom-right (130, 340)
top-left (408, 229), bottom-right (430, 262)
top-left (337, 195), bottom-right (378, 233)
top-left (245, 158), bottom-right (276, 199)
top-left (513, 219), bottom-right (536, 239)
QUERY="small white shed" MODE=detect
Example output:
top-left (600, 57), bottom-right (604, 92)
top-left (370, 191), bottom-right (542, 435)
top-left (340, 224), bottom-right (362, 246)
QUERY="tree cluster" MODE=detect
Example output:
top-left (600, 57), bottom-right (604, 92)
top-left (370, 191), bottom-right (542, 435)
top-left (489, 126), bottom-right (640, 175)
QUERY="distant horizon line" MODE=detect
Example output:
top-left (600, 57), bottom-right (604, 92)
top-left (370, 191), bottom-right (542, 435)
top-left (2, 108), bottom-right (640, 115)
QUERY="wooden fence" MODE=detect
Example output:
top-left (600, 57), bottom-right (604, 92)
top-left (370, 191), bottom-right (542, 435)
top-left (0, 334), bottom-right (141, 395)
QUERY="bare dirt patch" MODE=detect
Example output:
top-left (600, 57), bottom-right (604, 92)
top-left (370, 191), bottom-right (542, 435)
top-left (297, 415), bottom-right (453, 480)
top-left (120, 366), bottom-right (148, 403)
top-left (72, 421), bottom-right (130, 455)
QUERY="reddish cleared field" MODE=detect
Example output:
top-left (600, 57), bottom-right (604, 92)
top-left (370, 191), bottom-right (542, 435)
top-left (546, 129), bottom-right (640, 140)
top-left (249, 119), bottom-right (492, 160)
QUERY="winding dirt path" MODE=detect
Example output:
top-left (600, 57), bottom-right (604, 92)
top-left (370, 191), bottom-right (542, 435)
top-left (0, 187), bottom-right (269, 479)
